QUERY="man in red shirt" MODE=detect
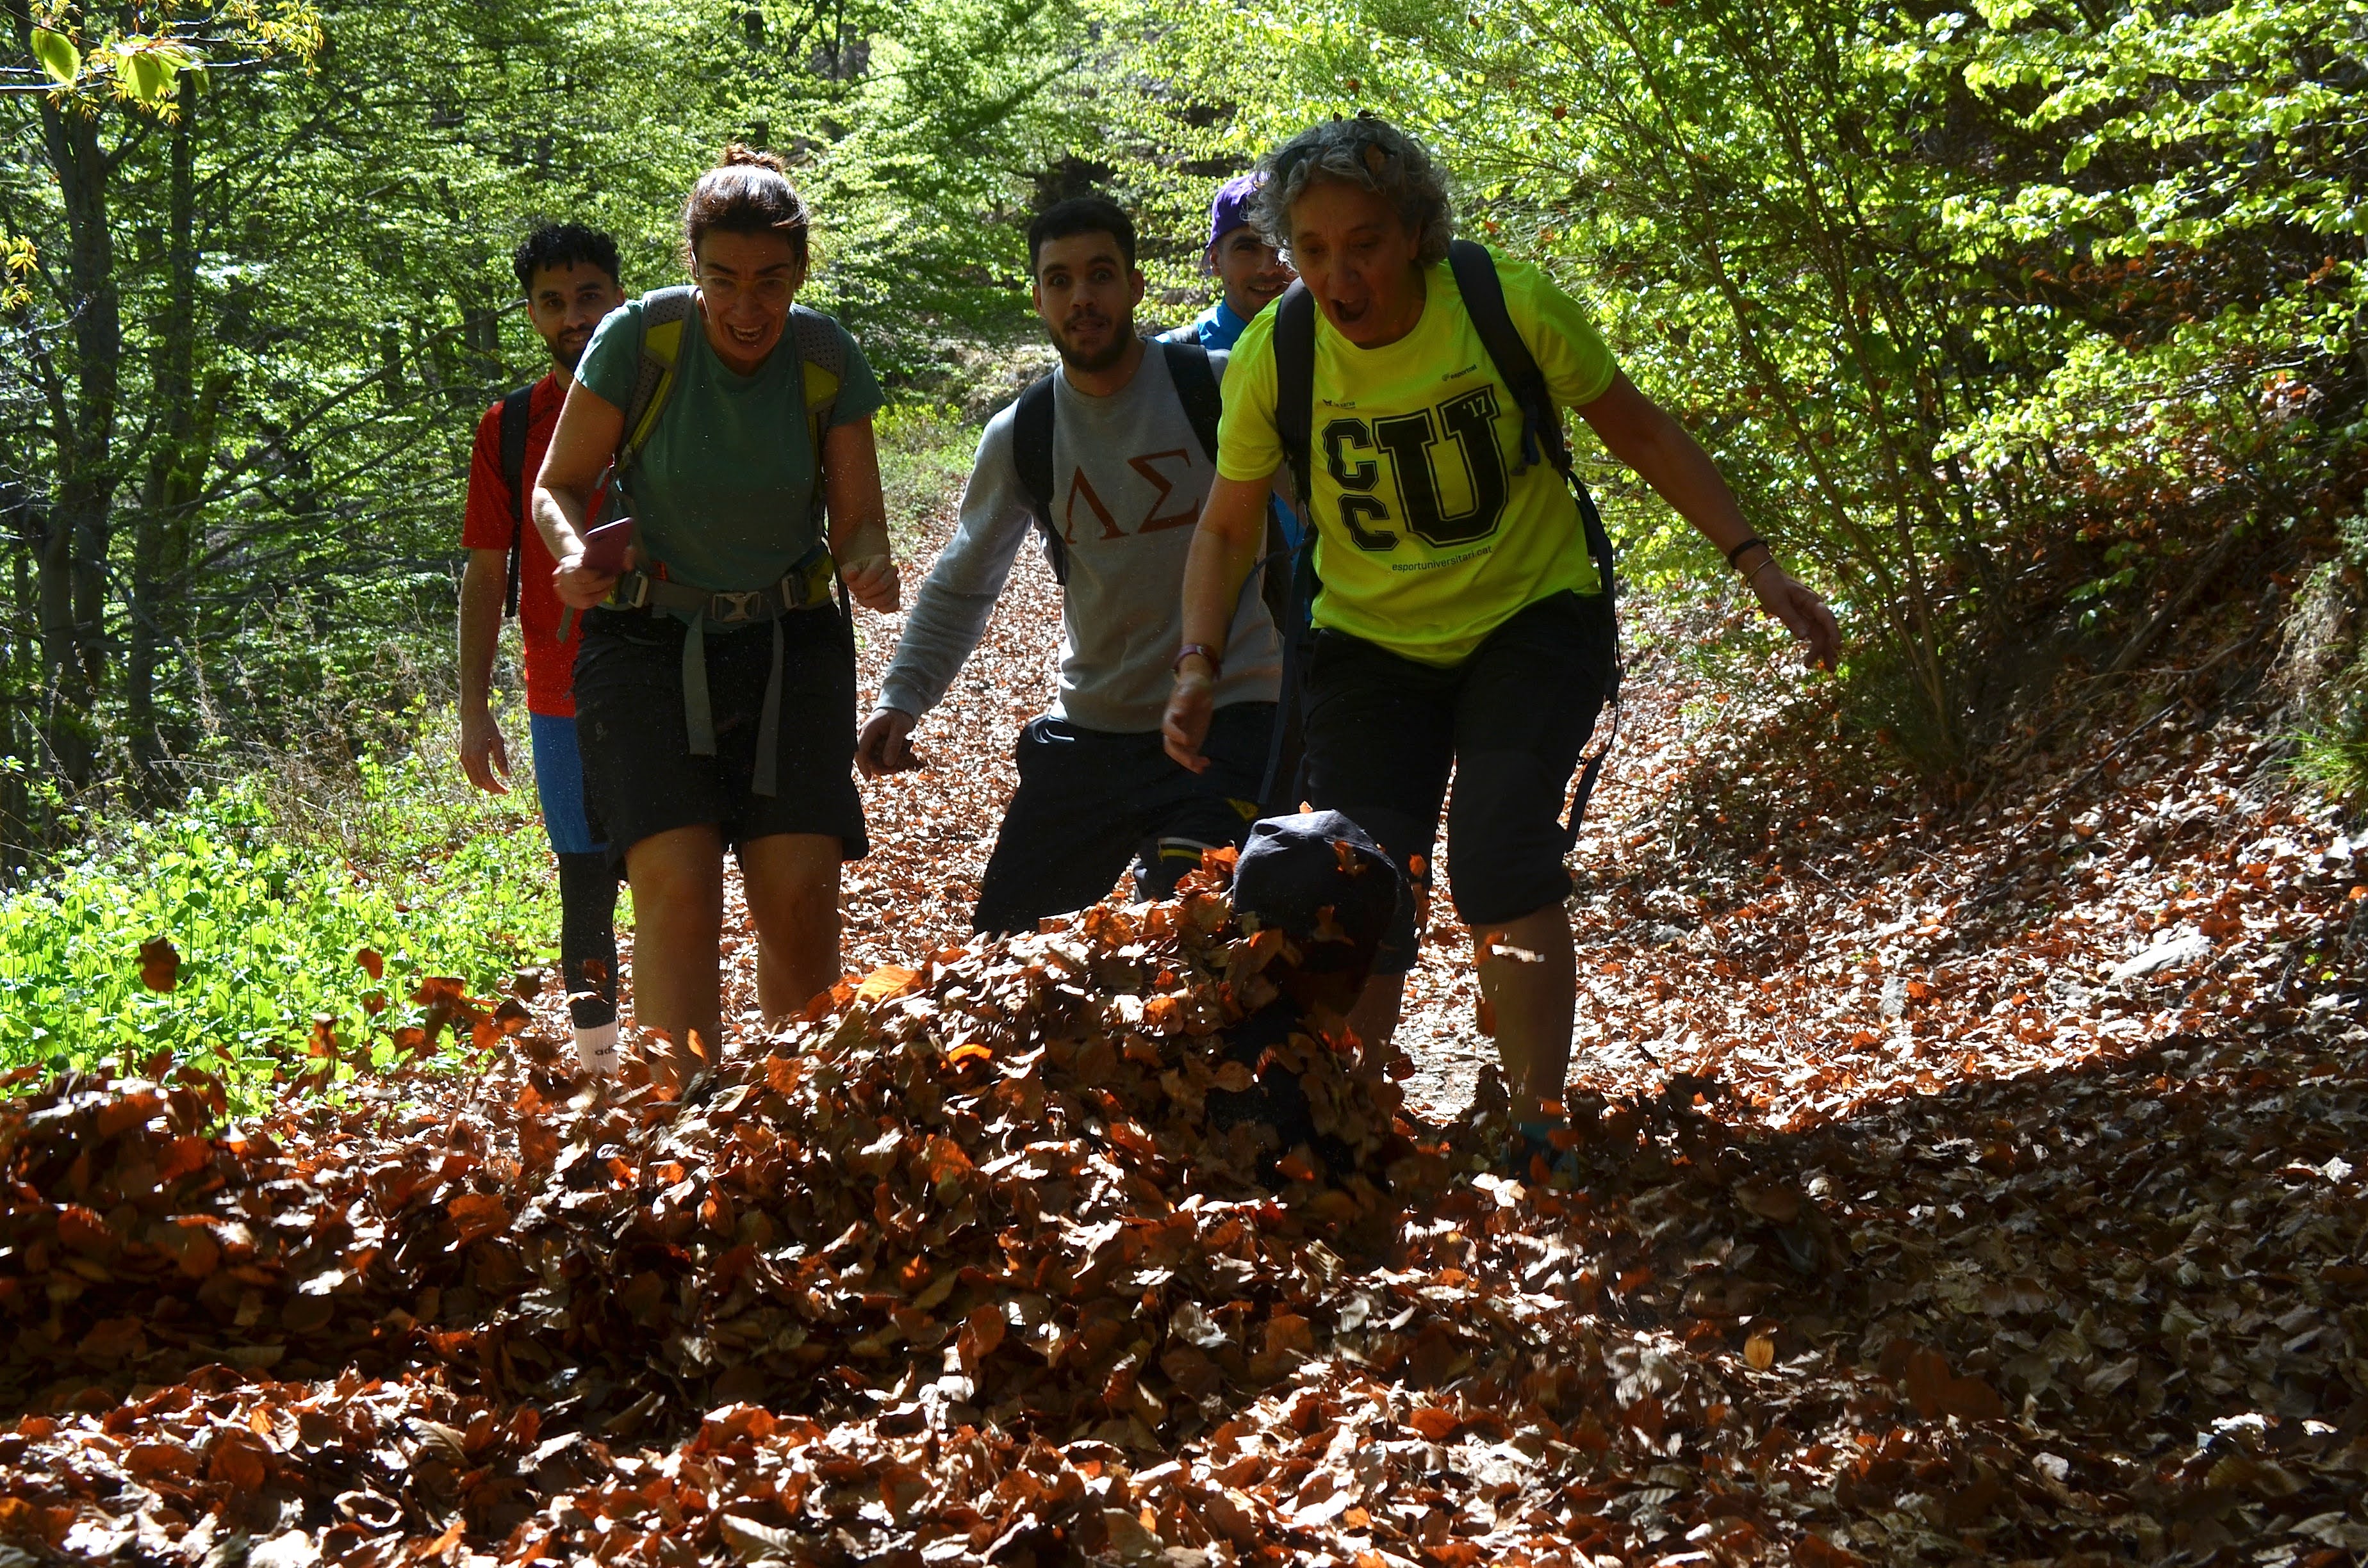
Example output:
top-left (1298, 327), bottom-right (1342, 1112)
top-left (457, 223), bottom-right (629, 1074)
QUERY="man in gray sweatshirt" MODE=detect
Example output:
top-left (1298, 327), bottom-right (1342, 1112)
top-left (858, 195), bottom-right (1282, 933)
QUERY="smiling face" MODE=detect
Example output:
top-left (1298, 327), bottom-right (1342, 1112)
top-left (1211, 225), bottom-right (1295, 320)
top-left (693, 228), bottom-right (807, 374)
top-left (1031, 230), bottom-right (1144, 374)
top-left (527, 259), bottom-right (626, 373)
top-left (1281, 178), bottom-right (1427, 348)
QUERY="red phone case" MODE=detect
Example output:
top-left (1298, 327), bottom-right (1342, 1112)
top-left (579, 518), bottom-right (632, 576)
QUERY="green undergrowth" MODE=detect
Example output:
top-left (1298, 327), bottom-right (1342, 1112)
top-left (876, 400), bottom-right (978, 551)
top-left (0, 702), bottom-right (569, 1104)
top-left (0, 397), bottom-right (978, 1104)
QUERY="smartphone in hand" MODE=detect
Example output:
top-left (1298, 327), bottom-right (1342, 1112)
top-left (579, 518), bottom-right (633, 578)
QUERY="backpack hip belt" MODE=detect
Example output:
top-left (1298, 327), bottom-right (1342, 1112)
top-left (610, 546), bottom-right (837, 623)
top-left (602, 544), bottom-right (839, 799)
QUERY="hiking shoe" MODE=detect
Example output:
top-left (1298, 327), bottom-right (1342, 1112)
top-left (1500, 1120), bottom-right (1581, 1186)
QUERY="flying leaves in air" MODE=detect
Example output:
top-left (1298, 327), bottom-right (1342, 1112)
top-left (137, 936), bottom-right (179, 993)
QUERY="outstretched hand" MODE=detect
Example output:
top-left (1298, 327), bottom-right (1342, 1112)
top-left (1749, 566), bottom-right (1841, 672)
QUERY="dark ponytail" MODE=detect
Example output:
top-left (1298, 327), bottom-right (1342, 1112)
top-left (683, 144), bottom-right (811, 265)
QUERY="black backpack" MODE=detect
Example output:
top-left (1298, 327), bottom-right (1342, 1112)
top-left (497, 384), bottom-right (536, 618)
top-left (1268, 238), bottom-right (1622, 839)
top-left (1010, 338), bottom-right (1296, 633)
top-left (1010, 337), bottom-right (1221, 586)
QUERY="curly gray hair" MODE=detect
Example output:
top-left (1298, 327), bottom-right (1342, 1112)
top-left (1253, 115), bottom-right (1456, 267)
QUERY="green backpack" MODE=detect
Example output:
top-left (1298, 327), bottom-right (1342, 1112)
top-left (600, 286), bottom-right (849, 539)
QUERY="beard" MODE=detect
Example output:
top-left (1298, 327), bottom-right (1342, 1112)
top-left (552, 329), bottom-right (594, 372)
top-left (1047, 310), bottom-right (1134, 373)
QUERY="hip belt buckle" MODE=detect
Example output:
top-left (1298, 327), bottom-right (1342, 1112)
top-left (712, 589), bottom-right (764, 625)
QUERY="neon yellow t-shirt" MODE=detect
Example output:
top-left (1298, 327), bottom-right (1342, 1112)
top-left (1217, 251), bottom-right (1618, 666)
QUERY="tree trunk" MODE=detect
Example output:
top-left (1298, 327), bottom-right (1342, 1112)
top-left (29, 66), bottom-right (125, 792)
top-left (3, 491), bottom-right (37, 879)
top-left (130, 72), bottom-right (212, 780)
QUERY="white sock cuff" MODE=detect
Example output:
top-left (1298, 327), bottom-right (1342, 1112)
top-left (574, 1021), bottom-right (621, 1074)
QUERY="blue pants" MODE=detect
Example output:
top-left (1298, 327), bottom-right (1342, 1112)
top-left (529, 712), bottom-right (605, 856)
top-left (529, 713), bottom-right (618, 1028)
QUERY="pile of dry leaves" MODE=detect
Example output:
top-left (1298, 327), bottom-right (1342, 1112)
top-left (6, 865), bottom-right (2365, 1564)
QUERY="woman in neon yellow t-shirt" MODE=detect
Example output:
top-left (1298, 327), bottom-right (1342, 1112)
top-left (1164, 115), bottom-right (1839, 1161)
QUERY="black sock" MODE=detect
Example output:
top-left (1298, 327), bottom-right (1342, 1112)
top-left (555, 851), bottom-right (620, 1030)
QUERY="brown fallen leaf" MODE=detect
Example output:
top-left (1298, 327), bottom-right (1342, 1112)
top-left (857, 963), bottom-right (921, 1002)
top-left (446, 1192), bottom-right (511, 1247)
top-left (1406, 1405), bottom-right (1461, 1440)
top-left (139, 936), bottom-right (179, 993)
top-left (958, 1304), bottom-right (1005, 1373)
top-left (1902, 1345), bottom-right (2007, 1421)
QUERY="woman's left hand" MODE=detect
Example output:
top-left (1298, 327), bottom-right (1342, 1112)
top-left (840, 553), bottom-right (900, 613)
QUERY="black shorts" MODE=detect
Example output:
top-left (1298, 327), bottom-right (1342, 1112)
top-left (972, 702), bottom-right (1274, 935)
top-left (572, 605), bottom-right (869, 872)
top-left (1301, 590), bottom-right (1614, 974)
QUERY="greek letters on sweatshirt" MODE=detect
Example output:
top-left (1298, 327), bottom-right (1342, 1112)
top-left (878, 343), bottom-right (1283, 734)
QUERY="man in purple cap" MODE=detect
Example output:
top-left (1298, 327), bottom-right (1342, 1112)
top-left (1170, 173), bottom-right (1297, 353)
top-left (1172, 172), bottom-right (1310, 715)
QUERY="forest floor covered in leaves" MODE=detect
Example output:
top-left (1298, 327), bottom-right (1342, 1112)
top-left (3, 500), bottom-right (2365, 1567)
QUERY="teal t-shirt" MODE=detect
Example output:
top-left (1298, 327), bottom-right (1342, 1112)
top-left (576, 293), bottom-right (884, 594)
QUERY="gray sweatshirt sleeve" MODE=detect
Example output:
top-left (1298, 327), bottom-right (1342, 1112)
top-left (875, 407), bottom-right (1038, 719)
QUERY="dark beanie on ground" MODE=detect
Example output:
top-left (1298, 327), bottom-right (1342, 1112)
top-left (1229, 810), bottom-right (1404, 959)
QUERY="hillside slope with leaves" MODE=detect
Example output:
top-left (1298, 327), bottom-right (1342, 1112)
top-left (2, 507), bottom-right (2365, 1565)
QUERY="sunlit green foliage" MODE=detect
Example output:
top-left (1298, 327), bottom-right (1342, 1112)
top-left (1119, 0), bottom-right (2365, 762)
top-left (6, 0), bottom-right (2360, 874)
top-left (2, 0), bottom-right (1100, 867)
top-left (0, 705), bottom-right (561, 1090)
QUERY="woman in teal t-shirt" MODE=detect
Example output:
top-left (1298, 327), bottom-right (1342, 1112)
top-left (533, 145), bottom-right (901, 1065)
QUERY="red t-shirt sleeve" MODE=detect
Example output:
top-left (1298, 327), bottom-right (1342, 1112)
top-left (460, 398), bottom-right (518, 551)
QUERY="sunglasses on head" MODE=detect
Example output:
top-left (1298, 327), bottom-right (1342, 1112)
top-left (1272, 111), bottom-right (1402, 179)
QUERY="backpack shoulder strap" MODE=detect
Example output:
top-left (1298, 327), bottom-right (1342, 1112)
top-left (1158, 338), bottom-right (1222, 465)
top-left (1447, 240), bottom-right (1616, 600)
top-left (498, 384), bottom-right (534, 619)
top-left (1009, 373), bottom-right (1067, 585)
top-left (787, 305), bottom-right (849, 537)
top-left (616, 286), bottom-right (695, 472)
top-left (1270, 282), bottom-right (1317, 507)
top-left (789, 304), bottom-right (846, 436)
top-left (1447, 238), bottom-right (1569, 480)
